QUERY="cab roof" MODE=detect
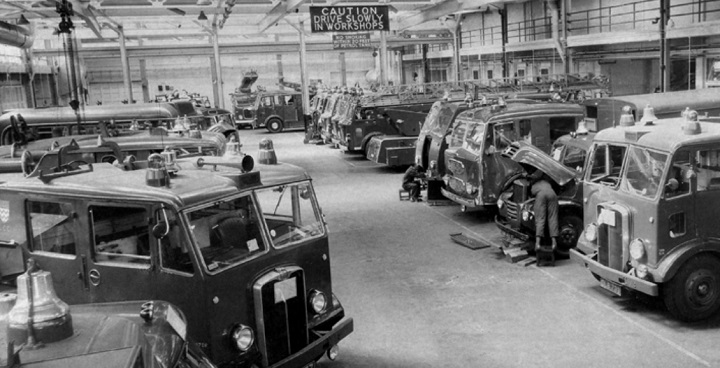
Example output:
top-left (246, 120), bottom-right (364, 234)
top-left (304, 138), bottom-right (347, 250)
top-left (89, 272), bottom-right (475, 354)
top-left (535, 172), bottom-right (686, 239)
top-left (0, 161), bottom-right (310, 208)
top-left (593, 117), bottom-right (720, 152)
top-left (458, 102), bottom-right (584, 122)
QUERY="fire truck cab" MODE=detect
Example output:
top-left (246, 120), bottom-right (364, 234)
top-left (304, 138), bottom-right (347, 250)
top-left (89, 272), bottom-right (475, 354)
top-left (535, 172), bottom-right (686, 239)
top-left (0, 147), bottom-right (353, 366)
top-left (441, 101), bottom-right (584, 211)
top-left (571, 109), bottom-right (720, 321)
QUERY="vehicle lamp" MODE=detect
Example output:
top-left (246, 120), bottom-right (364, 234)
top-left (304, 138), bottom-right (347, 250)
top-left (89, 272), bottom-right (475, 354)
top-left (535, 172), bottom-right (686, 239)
top-left (465, 183), bottom-right (476, 195)
top-left (521, 209), bottom-right (533, 222)
top-left (231, 324), bottom-right (255, 352)
top-left (585, 223), bottom-right (598, 242)
top-left (309, 290), bottom-right (327, 314)
top-left (629, 238), bottom-right (646, 260)
top-left (635, 264), bottom-right (649, 279)
top-left (327, 344), bottom-right (340, 361)
top-left (496, 198), bottom-right (504, 210)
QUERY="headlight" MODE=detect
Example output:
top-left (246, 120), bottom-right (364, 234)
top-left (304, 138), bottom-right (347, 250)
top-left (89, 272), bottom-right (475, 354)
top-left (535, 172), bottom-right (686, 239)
top-left (497, 198), bottom-right (504, 209)
top-left (309, 290), bottom-right (327, 314)
top-left (465, 183), bottom-right (475, 195)
top-left (231, 325), bottom-right (254, 352)
top-left (521, 210), bottom-right (532, 222)
top-left (629, 238), bottom-right (646, 260)
top-left (635, 264), bottom-right (649, 279)
top-left (585, 223), bottom-right (598, 242)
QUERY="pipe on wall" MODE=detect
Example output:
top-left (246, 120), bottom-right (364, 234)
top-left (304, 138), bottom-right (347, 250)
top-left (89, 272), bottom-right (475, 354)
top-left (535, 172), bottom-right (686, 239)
top-left (0, 21), bottom-right (33, 49)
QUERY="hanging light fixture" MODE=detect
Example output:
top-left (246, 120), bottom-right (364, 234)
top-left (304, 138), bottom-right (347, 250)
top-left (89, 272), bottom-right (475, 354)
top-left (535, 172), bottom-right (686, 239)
top-left (198, 11), bottom-right (208, 21)
top-left (18, 15), bottom-right (30, 25)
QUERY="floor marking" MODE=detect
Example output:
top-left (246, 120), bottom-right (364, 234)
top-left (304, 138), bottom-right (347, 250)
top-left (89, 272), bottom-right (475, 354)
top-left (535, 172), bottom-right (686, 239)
top-left (431, 205), bottom-right (711, 367)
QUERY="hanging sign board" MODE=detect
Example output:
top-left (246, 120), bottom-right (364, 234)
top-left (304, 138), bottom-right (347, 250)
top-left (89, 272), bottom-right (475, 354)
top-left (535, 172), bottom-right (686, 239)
top-left (332, 33), bottom-right (371, 49)
top-left (310, 6), bottom-right (390, 32)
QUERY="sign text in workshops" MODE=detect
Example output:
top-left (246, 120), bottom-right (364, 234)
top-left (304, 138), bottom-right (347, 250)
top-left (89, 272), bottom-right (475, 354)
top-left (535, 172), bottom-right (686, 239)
top-left (310, 6), bottom-right (390, 32)
top-left (332, 33), bottom-right (371, 50)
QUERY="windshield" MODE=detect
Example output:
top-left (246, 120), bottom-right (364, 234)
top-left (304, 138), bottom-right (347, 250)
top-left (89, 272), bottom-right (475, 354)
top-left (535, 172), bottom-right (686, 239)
top-left (255, 182), bottom-right (325, 248)
top-left (186, 193), bottom-right (267, 273)
top-left (621, 147), bottom-right (669, 199)
top-left (553, 142), bottom-right (587, 173)
top-left (323, 96), bottom-right (338, 115)
top-left (586, 143), bottom-right (627, 187)
top-left (447, 119), bottom-right (470, 148)
top-left (462, 121), bottom-right (487, 154)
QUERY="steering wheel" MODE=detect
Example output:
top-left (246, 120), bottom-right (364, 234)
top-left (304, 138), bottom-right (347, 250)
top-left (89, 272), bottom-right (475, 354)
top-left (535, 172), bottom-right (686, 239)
top-left (20, 150), bottom-right (36, 176)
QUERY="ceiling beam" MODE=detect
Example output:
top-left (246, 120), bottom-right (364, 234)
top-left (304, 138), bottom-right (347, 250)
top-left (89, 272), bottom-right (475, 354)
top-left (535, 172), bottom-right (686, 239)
top-left (257, 0), bottom-right (307, 33)
top-left (31, 35), bottom-right (452, 58)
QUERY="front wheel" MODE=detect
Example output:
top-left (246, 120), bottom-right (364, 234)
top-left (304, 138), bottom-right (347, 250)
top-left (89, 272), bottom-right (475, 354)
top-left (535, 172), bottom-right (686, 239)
top-left (663, 255), bottom-right (720, 322)
top-left (266, 118), bottom-right (283, 133)
top-left (556, 214), bottom-right (582, 256)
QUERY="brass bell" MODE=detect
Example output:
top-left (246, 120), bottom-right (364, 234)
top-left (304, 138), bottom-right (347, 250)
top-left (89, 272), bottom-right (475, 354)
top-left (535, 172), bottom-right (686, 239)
top-left (639, 104), bottom-right (658, 125)
top-left (8, 259), bottom-right (73, 346)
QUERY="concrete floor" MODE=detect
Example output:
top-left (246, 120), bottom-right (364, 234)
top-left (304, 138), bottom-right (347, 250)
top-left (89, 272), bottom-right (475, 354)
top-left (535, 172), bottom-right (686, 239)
top-left (240, 128), bottom-right (720, 368)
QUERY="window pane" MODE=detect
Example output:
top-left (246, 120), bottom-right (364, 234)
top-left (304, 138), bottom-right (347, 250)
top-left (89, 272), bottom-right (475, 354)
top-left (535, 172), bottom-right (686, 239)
top-left (255, 182), bottom-right (324, 248)
top-left (91, 206), bottom-right (150, 264)
top-left (159, 210), bottom-right (194, 275)
top-left (28, 201), bottom-right (76, 255)
top-left (186, 194), bottom-right (266, 272)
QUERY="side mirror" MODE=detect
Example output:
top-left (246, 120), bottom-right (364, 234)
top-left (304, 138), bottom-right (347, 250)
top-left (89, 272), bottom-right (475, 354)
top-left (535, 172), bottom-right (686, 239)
top-left (485, 145), bottom-right (497, 155)
top-left (665, 178), bottom-right (679, 192)
top-left (152, 223), bottom-right (169, 239)
top-left (153, 206), bottom-right (170, 239)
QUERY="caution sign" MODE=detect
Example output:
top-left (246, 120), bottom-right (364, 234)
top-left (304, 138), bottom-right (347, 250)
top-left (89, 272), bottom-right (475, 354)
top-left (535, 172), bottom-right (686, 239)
top-left (310, 6), bottom-right (390, 33)
top-left (332, 33), bottom-right (371, 50)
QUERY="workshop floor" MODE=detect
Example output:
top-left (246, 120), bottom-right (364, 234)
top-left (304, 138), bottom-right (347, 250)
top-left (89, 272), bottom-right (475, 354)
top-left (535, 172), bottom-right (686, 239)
top-left (240, 128), bottom-right (720, 368)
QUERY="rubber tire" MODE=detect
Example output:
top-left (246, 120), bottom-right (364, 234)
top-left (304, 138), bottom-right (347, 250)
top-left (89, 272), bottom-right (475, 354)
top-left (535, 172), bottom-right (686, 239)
top-left (266, 118), bottom-right (283, 133)
top-left (663, 254), bottom-right (720, 322)
top-left (556, 214), bottom-right (583, 256)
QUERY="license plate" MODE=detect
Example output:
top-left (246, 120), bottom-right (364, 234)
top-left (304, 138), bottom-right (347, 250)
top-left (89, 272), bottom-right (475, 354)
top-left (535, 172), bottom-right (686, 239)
top-left (600, 278), bottom-right (622, 297)
top-left (599, 208), bottom-right (615, 227)
top-left (274, 277), bottom-right (297, 303)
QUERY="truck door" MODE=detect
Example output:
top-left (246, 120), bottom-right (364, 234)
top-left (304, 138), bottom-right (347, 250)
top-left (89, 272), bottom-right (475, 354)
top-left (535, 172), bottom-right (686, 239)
top-left (658, 149), bottom-right (695, 256)
top-left (257, 95), bottom-right (274, 126)
top-left (692, 146), bottom-right (720, 239)
top-left (281, 94), bottom-right (300, 126)
top-left (83, 202), bottom-right (156, 304)
top-left (482, 120), bottom-right (523, 204)
top-left (24, 198), bottom-right (90, 304)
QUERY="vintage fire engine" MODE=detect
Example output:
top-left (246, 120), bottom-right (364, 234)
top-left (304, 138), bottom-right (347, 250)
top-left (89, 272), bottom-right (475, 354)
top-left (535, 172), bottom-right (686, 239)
top-left (571, 108), bottom-right (720, 321)
top-left (494, 129), bottom-right (595, 254)
top-left (0, 261), bottom-right (214, 367)
top-left (0, 143), bottom-right (353, 366)
top-left (0, 128), bottom-right (228, 175)
top-left (236, 90), bottom-right (305, 133)
top-left (441, 100), bottom-right (584, 211)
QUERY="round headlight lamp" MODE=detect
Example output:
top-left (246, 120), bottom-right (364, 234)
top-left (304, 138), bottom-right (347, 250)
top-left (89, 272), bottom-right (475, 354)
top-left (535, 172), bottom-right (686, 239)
top-left (231, 325), bottom-right (255, 352)
top-left (521, 210), bottom-right (531, 222)
top-left (585, 223), bottom-right (598, 242)
top-left (309, 290), bottom-right (327, 314)
top-left (629, 238), bottom-right (646, 260)
top-left (465, 183), bottom-right (475, 195)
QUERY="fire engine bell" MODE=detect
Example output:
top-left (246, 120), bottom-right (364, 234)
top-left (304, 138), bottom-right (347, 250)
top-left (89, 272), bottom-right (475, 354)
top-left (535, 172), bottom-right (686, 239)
top-left (8, 259), bottom-right (73, 346)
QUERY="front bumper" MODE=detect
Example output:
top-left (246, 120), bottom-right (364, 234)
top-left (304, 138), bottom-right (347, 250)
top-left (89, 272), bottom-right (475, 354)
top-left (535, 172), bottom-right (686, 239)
top-left (569, 249), bottom-right (659, 296)
top-left (494, 215), bottom-right (531, 242)
top-left (441, 187), bottom-right (479, 208)
top-left (271, 317), bottom-right (354, 368)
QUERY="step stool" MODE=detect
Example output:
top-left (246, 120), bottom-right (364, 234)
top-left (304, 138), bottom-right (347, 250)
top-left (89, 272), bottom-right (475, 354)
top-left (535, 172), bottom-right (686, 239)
top-left (535, 245), bottom-right (555, 267)
top-left (398, 188), bottom-right (410, 201)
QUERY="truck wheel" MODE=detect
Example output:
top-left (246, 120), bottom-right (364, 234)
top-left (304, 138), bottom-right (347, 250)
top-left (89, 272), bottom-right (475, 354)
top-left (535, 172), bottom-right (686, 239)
top-left (360, 132), bottom-right (382, 155)
top-left (556, 214), bottom-right (582, 256)
top-left (663, 255), bottom-right (720, 322)
top-left (266, 118), bottom-right (283, 133)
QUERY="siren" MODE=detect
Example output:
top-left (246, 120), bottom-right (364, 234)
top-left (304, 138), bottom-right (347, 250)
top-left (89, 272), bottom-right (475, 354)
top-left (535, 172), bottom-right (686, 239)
top-left (682, 110), bottom-right (702, 135)
top-left (618, 105), bottom-right (635, 127)
top-left (8, 259), bottom-right (73, 347)
top-left (146, 153), bottom-right (171, 187)
top-left (258, 138), bottom-right (277, 165)
top-left (639, 104), bottom-right (658, 125)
